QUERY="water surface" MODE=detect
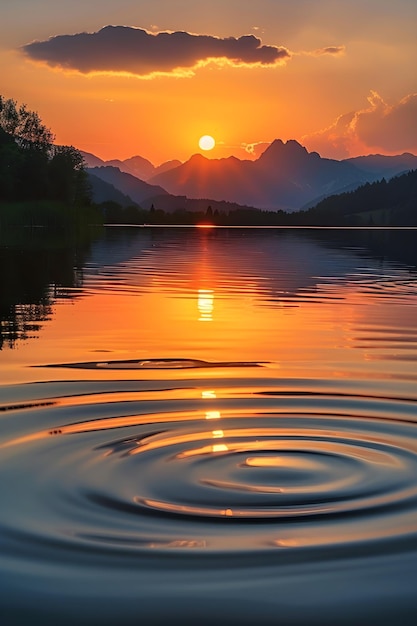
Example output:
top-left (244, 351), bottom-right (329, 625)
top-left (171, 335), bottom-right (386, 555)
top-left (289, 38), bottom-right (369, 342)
top-left (1, 227), bottom-right (417, 624)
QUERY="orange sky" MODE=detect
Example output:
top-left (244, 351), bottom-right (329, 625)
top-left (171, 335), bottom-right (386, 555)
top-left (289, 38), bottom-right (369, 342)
top-left (2, 0), bottom-right (417, 164)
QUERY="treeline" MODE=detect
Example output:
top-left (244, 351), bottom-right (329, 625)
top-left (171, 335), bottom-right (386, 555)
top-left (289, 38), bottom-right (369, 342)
top-left (98, 200), bottom-right (292, 226)
top-left (297, 169), bottom-right (417, 226)
top-left (98, 168), bottom-right (417, 227)
top-left (0, 95), bottom-right (98, 227)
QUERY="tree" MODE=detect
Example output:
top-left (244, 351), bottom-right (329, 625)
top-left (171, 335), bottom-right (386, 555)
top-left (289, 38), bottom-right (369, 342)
top-left (0, 95), bottom-right (55, 200)
top-left (0, 127), bottom-right (22, 201)
top-left (0, 95), bottom-right (93, 216)
top-left (0, 95), bottom-right (54, 154)
top-left (49, 145), bottom-right (90, 206)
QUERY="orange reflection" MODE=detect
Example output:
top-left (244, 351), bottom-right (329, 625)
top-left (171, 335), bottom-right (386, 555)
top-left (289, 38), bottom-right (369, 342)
top-left (148, 539), bottom-right (206, 549)
top-left (202, 390), bottom-right (225, 445)
top-left (5, 228), bottom-right (410, 388)
top-left (139, 497), bottom-right (234, 518)
top-left (211, 428), bottom-right (228, 452)
top-left (198, 288), bottom-right (214, 321)
top-left (205, 410), bottom-right (221, 420)
top-left (212, 443), bottom-right (229, 452)
top-left (273, 538), bottom-right (300, 548)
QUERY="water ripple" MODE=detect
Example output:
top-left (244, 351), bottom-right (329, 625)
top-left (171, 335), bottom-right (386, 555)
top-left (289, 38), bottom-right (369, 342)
top-left (1, 376), bottom-right (417, 623)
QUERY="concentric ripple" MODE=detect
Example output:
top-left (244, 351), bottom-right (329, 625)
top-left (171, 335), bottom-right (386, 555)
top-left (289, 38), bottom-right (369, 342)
top-left (1, 375), bottom-right (417, 623)
top-left (2, 378), bottom-right (417, 552)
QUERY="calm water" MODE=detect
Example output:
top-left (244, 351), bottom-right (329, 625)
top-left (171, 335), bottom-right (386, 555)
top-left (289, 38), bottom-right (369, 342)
top-left (1, 226), bottom-right (417, 624)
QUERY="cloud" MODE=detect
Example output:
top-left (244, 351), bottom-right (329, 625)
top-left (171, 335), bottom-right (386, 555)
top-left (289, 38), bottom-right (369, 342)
top-left (242, 141), bottom-right (271, 158)
top-left (21, 25), bottom-right (291, 77)
top-left (303, 92), bottom-right (417, 158)
top-left (312, 46), bottom-right (345, 56)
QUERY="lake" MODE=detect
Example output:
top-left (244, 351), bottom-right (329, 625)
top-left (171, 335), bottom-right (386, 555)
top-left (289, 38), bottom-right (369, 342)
top-left (1, 226), bottom-right (417, 624)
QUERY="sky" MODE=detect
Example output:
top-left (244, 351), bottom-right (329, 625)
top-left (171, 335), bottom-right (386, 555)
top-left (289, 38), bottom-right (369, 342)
top-left (2, 0), bottom-right (417, 164)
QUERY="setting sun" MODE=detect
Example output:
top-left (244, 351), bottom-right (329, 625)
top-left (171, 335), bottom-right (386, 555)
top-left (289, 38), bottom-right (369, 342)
top-left (199, 135), bottom-right (216, 151)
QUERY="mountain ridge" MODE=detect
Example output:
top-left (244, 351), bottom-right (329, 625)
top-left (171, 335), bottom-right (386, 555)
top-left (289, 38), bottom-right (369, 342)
top-left (81, 151), bottom-right (182, 181)
top-left (82, 141), bottom-right (417, 213)
top-left (149, 140), bottom-right (368, 211)
top-left (87, 166), bottom-right (168, 205)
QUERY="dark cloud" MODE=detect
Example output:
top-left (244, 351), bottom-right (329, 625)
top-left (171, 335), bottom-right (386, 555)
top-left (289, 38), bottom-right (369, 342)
top-left (22, 25), bottom-right (291, 76)
top-left (303, 92), bottom-right (417, 158)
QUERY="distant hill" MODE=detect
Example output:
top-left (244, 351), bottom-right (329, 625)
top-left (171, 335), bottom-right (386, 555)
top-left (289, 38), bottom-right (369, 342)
top-left (344, 153), bottom-right (417, 178)
top-left (80, 150), bottom-right (106, 168)
top-left (81, 151), bottom-right (181, 181)
top-left (81, 142), bottom-right (417, 215)
top-left (299, 169), bottom-right (417, 226)
top-left (149, 140), bottom-right (369, 211)
top-left (87, 165), bottom-right (265, 216)
top-left (87, 172), bottom-right (137, 207)
top-left (87, 166), bottom-right (169, 205)
top-left (153, 159), bottom-right (183, 176)
top-left (108, 155), bottom-right (155, 179)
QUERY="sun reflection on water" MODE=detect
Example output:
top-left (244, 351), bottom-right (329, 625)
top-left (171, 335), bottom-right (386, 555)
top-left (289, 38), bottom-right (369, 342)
top-left (198, 289), bottom-right (214, 321)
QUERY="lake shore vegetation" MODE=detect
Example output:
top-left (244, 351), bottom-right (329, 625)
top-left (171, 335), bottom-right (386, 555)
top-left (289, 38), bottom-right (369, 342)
top-left (96, 168), bottom-right (417, 227)
top-left (0, 95), bottom-right (100, 229)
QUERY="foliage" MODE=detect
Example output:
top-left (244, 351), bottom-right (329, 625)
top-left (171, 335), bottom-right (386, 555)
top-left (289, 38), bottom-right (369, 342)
top-left (0, 95), bottom-right (54, 153)
top-left (49, 145), bottom-right (91, 206)
top-left (0, 95), bottom-right (95, 225)
top-left (296, 169), bottom-right (417, 226)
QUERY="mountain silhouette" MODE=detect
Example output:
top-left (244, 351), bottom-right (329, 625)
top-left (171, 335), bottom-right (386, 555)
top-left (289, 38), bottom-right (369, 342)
top-left (82, 142), bottom-right (417, 213)
top-left (87, 165), bottom-right (265, 214)
top-left (149, 140), bottom-right (369, 211)
top-left (345, 153), bottom-right (417, 178)
top-left (87, 172), bottom-right (138, 207)
top-left (81, 151), bottom-right (181, 181)
top-left (87, 166), bottom-right (168, 205)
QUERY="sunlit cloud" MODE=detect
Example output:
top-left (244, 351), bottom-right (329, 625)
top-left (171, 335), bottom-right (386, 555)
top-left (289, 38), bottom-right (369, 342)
top-left (21, 25), bottom-right (291, 78)
top-left (303, 91), bottom-right (417, 158)
top-left (242, 141), bottom-right (271, 158)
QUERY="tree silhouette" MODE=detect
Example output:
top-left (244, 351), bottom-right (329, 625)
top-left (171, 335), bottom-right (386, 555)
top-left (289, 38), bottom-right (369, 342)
top-left (0, 96), bottom-right (54, 153)
top-left (0, 94), bottom-right (93, 219)
top-left (49, 145), bottom-right (90, 206)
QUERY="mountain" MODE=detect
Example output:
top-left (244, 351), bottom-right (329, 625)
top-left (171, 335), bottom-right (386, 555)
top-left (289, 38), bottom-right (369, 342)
top-left (80, 150), bottom-right (106, 168)
top-left (153, 159), bottom-right (182, 176)
top-left (87, 166), bottom-right (169, 205)
top-left (149, 140), bottom-right (369, 211)
top-left (106, 155), bottom-right (155, 180)
top-left (87, 165), bottom-right (264, 215)
top-left (81, 151), bottom-right (181, 181)
top-left (87, 172), bottom-right (137, 207)
top-left (300, 169), bottom-right (417, 226)
top-left (82, 142), bottom-right (417, 214)
top-left (344, 153), bottom-right (417, 178)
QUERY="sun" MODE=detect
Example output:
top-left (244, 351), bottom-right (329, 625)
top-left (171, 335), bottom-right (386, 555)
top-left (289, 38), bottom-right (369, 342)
top-left (199, 135), bottom-right (216, 151)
